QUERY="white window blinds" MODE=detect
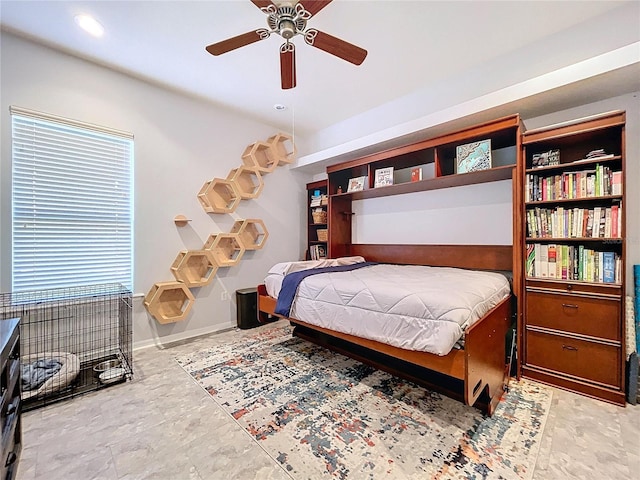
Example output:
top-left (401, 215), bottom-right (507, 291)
top-left (11, 107), bottom-right (133, 292)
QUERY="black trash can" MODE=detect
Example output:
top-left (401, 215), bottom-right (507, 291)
top-left (236, 288), bottom-right (260, 329)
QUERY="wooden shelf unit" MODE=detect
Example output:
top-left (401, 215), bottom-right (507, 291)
top-left (326, 115), bottom-right (522, 261)
top-left (144, 281), bottom-right (195, 324)
top-left (519, 110), bottom-right (626, 406)
top-left (306, 180), bottom-right (328, 260)
top-left (267, 133), bottom-right (296, 165)
top-left (226, 166), bottom-right (264, 200)
top-left (170, 250), bottom-right (218, 287)
top-left (204, 233), bottom-right (245, 267)
top-left (197, 178), bottom-right (241, 214)
top-left (231, 219), bottom-right (269, 250)
top-left (241, 141), bottom-right (278, 174)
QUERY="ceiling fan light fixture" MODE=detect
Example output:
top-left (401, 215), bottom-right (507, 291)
top-left (74, 14), bottom-right (104, 38)
top-left (279, 19), bottom-right (296, 39)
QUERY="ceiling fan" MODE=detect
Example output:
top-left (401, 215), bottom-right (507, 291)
top-left (205, 0), bottom-right (367, 89)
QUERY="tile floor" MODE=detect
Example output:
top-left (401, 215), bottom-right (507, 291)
top-left (15, 321), bottom-right (640, 480)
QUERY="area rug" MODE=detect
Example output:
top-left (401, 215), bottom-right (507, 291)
top-left (176, 323), bottom-right (552, 480)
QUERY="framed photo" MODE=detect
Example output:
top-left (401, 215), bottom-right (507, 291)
top-left (374, 167), bottom-right (394, 188)
top-left (347, 176), bottom-right (366, 192)
top-left (456, 139), bottom-right (492, 174)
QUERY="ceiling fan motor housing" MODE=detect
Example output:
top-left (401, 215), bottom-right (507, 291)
top-left (267, 4), bottom-right (308, 39)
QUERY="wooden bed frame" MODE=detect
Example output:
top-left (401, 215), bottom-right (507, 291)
top-left (257, 244), bottom-right (513, 415)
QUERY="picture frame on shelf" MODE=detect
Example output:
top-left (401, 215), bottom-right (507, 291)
top-left (532, 149), bottom-right (560, 168)
top-left (456, 139), bottom-right (492, 174)
top-left (347, 176), bottom-right (366, 192)
top-left (374, 167), bottom-right (394, 188)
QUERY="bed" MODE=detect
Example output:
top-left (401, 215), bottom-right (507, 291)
top-left (258, 244), bottom-right (514, 415)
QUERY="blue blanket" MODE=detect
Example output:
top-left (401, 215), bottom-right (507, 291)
top-left (275, 262), bottom-right (377, 317)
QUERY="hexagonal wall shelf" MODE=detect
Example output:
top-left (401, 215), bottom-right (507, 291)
top-left (241, 141), bottom-right (278, 174)
top-left (226, 166), bottom-right (264, 200)
top-left (204, 233), bottom-right (245, 267)
top-left (197, 178), bottom-right (241, 214)
top-left (231, 219), bottom-right (269, 250)
top-left (144, 281), bottom-right (195, 324)
top-left (170, 250), bottom-right (218, 287)
top-left (267, 133), bottom-right (296, 165)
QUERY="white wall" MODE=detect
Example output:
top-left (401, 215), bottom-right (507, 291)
top-left (353, 180), bottom-right (512, 245)
top-left (0, 32), bottom-right (311, 348)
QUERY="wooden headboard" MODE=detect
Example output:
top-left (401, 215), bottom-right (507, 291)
top-left (349, 244), bottom-right (513, 271)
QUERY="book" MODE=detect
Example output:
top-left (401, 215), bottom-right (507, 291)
top-left (539, 244), bottom-right (548, 278)
top-left (526, 244), bottom-right (535, 277)
top-left (374, 167), bottom-right (394, 188)
top-left (547, 244), bottom-right (557, 278)
top-left (411, 167), bottom-right (423, 182)
top-left (602, 252), bottom-right (615, 283)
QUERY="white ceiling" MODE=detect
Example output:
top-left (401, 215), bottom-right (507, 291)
top-left (2, 1), bottom-right (638, 141)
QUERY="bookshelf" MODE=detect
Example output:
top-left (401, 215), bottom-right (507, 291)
top-left (306, 180), bottom-right (328, 260)
top-left (520, 110), bottom-right (626, 406)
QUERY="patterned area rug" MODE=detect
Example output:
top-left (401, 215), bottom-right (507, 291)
top-left (176, 323), bottom-right (551, 480)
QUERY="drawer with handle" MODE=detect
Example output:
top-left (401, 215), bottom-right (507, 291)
top-left (526, 290), bottom-right (620, 340)
top-left (525, 329), bottom-right (621, 387)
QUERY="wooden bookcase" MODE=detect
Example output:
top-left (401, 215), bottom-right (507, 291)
top-left (306, 180), bottom-right (328, 260)
top-left (326, 115), bottom-right (522, 262)
top-left (519, 110), bottom-right (626, 405)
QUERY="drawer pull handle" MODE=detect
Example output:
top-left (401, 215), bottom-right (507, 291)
top-left (562, 303), bottom-right (579, 309)
top-left (562, 344), bottom-right (578, 351)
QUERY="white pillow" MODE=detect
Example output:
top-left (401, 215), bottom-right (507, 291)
top-left (267, 256), bottom-right (366, 276)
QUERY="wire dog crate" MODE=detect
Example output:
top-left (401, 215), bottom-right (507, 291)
top-left (0, 283), bottom-right (133, 411)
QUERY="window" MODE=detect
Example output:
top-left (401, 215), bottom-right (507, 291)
top-left (11, 107), bottom-right (133, 292)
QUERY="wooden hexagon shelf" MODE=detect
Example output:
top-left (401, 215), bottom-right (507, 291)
top-left (231, 219), bottom-right (269, 250)
top-left (197, 178), bottom-right (241, 214)
top-left (241, 141), bottom-right (278, 174)
top-left (204, 233), bottom-right (245, 267)
top-left (267, 133), bottom-right (296, 165)
top-left (144, 281), bottom-right (195, 324)
top-left (170, 249), bottom-right (218, 287)
top-left (226, 166), bottom-right (264, 200)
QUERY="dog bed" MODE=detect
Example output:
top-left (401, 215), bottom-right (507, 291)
top-left (21, 351), bottom-right (80, 400)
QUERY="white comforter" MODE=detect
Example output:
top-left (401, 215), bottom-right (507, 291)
top-left (268, 263), bottom-right (510, 356)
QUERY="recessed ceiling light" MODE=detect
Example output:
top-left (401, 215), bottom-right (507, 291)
top-left (273, 104), bottom-right (287, 111)
top-left (74, 14), bottom-right (104, 38)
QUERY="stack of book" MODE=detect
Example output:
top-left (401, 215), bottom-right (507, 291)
top-left (525, 165), bottom-right (622, 202)
top-left (526, 243), bottom-right (620, 283)
top-left (309, 244), bottom-right (327, 260)
top-left (526, 204), bottom-right (622, 239)
top-left (310, 194), bottom-right (322, 207)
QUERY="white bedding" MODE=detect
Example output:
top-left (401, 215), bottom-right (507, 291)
top-left (266, 263), bottom-right (510, 356)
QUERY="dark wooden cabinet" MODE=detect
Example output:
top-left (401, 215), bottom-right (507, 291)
top-left (306, 180), bottom-right (328, 260)
top-left (520, 111), bottom-right (626, 405)
top-left (1, 318), bottom-right (21, 480)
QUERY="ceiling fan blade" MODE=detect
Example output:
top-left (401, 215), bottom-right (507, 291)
top-left (304, 29), bottom-right (367, 65)
top-left (250, 0), bottom-right (276, 11)
top-left (297, 0), bottom-right (333, 17)
top-left (280, 43), bottom-right (297, 89)
top-left (205, 30), bottom-right (268, 56)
